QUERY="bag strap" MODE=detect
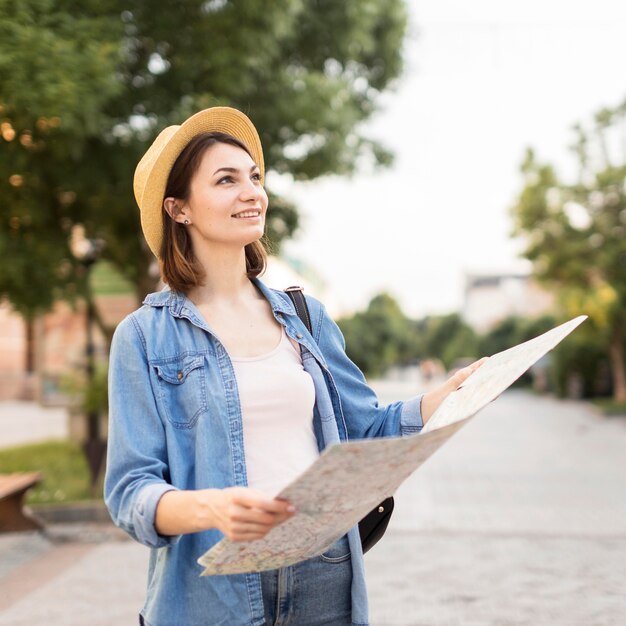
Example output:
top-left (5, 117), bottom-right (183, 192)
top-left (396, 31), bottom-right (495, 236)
top-left (284, 284), bottom-right (394, 554)
top-left (284, 286), bottom-right (313, 335)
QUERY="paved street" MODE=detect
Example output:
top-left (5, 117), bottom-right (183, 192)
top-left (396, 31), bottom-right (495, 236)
top-left (1, 387), bottom-right (625, 625)
top-left (366, 388), bottom-right (626, 626)
top-left (0, 401), bottom-right (66, 449)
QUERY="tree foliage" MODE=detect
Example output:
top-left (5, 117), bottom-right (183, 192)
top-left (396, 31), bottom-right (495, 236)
top-left (0, 0), bottom-right (408, 328)
top-left (338, 298), bottom-right (481, 377)
top-left (338, 293), bottom-right (417, 377)
top-left (419, 313), bottom-right (478, 369)
top-left (511, 96), bottom-right (626, 401)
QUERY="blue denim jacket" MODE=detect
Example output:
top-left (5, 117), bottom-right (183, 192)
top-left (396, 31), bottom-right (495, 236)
top-left (104, 278), bottom-right (423, 626)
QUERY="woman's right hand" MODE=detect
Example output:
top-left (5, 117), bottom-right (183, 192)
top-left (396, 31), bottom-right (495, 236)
top-left (199, 487), bottom-right (296, 542)
top-left (155, 487), bottom-right (296, 540)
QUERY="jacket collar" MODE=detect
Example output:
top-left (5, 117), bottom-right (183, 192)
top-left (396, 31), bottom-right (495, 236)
top-left (142, 277), bottom-right (296, 317)
top-left (142, 278), bottom-right (327, 369)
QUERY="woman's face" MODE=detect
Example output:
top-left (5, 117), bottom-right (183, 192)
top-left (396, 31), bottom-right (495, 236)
top-left (177, 142), bottom-right (268, 250)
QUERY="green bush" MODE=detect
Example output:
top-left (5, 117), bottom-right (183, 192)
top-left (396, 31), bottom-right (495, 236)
top-left (336, 291), bottom-right (618, 401)
top-left (590, 398), bottom-right (626, 416)
top-left (0, 440), bottom-right (95, 504)
top-left (60, 364), bottom-right (108, 414)
top-left (338, 293), bottom-right (416, 377)
top-left (550, 331), bottom-right (612, 398)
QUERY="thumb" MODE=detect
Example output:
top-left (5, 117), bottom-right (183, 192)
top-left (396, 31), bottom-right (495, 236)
top-left (448, 357), bottom-right (489, 390)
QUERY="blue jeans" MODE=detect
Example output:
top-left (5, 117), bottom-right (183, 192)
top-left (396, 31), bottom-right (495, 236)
top-left (260, 535), bottom-right (353, 626)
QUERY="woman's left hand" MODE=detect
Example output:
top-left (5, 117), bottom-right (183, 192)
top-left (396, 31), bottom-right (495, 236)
top-left (420, 357), bottom-right (489, 424)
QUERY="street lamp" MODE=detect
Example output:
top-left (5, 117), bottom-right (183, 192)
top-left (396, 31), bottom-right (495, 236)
top-left (69, 225), bottom-right (106, 491)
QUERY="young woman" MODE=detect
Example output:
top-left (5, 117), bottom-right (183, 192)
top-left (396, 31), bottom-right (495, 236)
top-left (104, 107), bottom-right (484, 626)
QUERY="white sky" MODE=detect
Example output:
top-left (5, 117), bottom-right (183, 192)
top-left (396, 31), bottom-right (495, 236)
top-left (271, 0), bottom-right (626, 318)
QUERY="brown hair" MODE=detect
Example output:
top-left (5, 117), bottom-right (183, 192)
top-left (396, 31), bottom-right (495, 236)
top-left (159, 132), bottom-right (267, 293)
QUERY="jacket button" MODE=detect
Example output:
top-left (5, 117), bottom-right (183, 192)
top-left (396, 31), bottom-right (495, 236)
top-left (177, 371), bottom-right (183, 380)
top-left (296, 333), bottom-right (303, 339)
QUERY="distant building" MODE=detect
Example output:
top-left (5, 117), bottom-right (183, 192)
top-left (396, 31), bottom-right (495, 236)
top-left (0, 295), bottom-right (136, 403)
top-left (462, 272), bottom-right (555, 332)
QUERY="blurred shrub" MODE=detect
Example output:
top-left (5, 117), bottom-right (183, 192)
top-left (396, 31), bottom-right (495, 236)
top-left (0, 440), bottom-right (92, 504)
top-left (338, 293), bottom-right (616, 400)
top-left (60, 364), bottom-right (108, 415)
top-left (338, 293), bottom-right (416, 377)
top-left (550, 326), bottom-right (613, 398)
top-left (421, 313), bottom-right (478, 369)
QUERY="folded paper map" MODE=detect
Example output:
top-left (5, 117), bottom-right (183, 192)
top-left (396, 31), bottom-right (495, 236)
top-left (198, 315), bottom-right (587, 575)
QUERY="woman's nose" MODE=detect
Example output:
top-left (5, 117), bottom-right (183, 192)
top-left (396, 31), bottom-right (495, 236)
top-left (239, 178), bottom-right (262, 202)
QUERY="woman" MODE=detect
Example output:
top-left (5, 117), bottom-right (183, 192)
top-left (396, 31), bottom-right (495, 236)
top-left (104, 107), bottom-right (484, 626)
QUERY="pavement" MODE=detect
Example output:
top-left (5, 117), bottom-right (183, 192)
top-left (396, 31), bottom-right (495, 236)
top-left (0, 401), bottom-right (67, 448)
top-left (1, 385), bottom-right (625, 625)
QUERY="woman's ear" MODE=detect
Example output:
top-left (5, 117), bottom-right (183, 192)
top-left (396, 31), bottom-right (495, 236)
top-left (163, 197), bottom-right (189, 224)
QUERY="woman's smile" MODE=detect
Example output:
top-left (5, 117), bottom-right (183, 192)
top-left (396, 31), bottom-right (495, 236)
top-left (232, 209), bottom-right (262, 219)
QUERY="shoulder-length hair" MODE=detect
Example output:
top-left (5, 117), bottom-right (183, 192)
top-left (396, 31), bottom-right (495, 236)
top-left (159, 132), bottom-right (267, 293)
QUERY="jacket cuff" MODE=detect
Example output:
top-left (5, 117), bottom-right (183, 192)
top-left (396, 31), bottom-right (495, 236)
top-left (134, 483), bottom-right (181, 548)
top-left (399, 394), bottom-right (424, 435)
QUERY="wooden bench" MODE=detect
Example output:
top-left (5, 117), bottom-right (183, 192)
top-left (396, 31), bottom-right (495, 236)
top-left (0, 472), bottom-right (43, 532)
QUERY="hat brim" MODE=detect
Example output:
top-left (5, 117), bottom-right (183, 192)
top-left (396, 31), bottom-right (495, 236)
top-left (136, 107), bottom-right (264, 259)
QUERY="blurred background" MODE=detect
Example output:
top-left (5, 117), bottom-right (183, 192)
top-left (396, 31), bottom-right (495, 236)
top-left (0, 1), bottom-right (625, 625)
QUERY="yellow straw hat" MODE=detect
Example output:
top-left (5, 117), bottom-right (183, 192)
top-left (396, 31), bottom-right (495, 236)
top-left (133, 106), bottom-right (264, 258)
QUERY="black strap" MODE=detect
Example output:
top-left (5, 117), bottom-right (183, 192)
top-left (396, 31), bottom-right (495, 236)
top-left (284, 286), bottom-right (312, 334)
top-left (283, 284), bottom-right (393, 554)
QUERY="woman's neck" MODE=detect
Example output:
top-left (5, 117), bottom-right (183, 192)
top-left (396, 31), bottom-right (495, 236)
top-left (187, 244), bottom-right (259, 306)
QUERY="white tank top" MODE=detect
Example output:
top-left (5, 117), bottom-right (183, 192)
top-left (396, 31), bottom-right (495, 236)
top-left (230, 327), bottom-right (319, 496)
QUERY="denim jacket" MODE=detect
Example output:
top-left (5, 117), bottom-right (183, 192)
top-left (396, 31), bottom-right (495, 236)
top-left (104, 278), bottom-right (423, 626)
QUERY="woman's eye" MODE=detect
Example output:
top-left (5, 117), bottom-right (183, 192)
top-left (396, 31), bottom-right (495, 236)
top-left (251, 172), bottom-right (261, 182)
top-left (217, 176), bottom-right (234, 184)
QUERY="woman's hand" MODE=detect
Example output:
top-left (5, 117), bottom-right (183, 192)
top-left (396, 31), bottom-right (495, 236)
top-left (155, 487), bottom-right (296, 540)
top-left (421, 357), bottom-right (489, 424)
top-left (199, 487), bottom-right (296, 542)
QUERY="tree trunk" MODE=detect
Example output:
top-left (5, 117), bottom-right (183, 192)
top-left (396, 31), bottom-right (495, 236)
top-left (90, 296), bottom-right (115, 353)
top-left (608, 324), bottom-right (626, 403)
top-left (24, 318), bottom-right (35, 373)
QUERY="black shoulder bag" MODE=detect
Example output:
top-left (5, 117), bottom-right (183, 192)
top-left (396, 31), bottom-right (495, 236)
top-left (284, 286), bottom-right (394, 554)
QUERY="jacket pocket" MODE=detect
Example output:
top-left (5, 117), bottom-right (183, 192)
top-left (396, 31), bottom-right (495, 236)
top-left (151, 353), bottom-right (208, 428)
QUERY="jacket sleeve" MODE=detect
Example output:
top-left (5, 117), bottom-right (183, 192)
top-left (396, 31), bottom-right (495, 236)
top-left (310, 298), bottom-right (424, 439)
top-left (104, 314), bottom-right (180, 548)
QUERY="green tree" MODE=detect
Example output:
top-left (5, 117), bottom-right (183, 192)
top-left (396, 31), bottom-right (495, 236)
top-left (511, 96), bottom-right (626, 401)
top-left (479, 315), bottom-right (557, 388)
top-left (338, 292), bottom-right (416, 377)
top-left (550, 322), bottom-right (612, 398)
top-left (420, 313), bottom-right (478, 369)
top-left (479, 317), bottom-right (525, 357)
top-left (0, 0), bottom-right (408, 338)
top-left (479, 314), bottom-right (556, 357)
top-left (0, 1), bottom-right (124, 322)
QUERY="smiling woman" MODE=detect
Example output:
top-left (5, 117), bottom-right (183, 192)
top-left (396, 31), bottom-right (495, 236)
top-left (105, 106), bottom-right (485, 626)
top-left (159, 132), bottom-right (268, 293)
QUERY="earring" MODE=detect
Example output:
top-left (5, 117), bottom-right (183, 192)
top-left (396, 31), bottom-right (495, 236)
top-left (184, 219), bottom-right (190, 225)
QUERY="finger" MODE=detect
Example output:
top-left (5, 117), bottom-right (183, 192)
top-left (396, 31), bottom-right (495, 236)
top-left (230, 506), bottom-right (283, 525)
top-left (266, 511), bottom-right (294, 527)
top-left (232, 493), bottom-right (296, 515)
top-left (231, 509), bottom-right (293, 534)
top-left (232, 521), bottom-right (274, 534)
top-left (229, 519), bottom-right (292, 542)
top-left (452, 357), bottom-right (489, 385)
top-left (459, 357), bottom-right (488, 376)
top-left (228, 527), bottom-right (267, 541)
top-left (470, 357), bottom-right (489, 368)
top-left (230, 531), bottom-right (267, 542)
